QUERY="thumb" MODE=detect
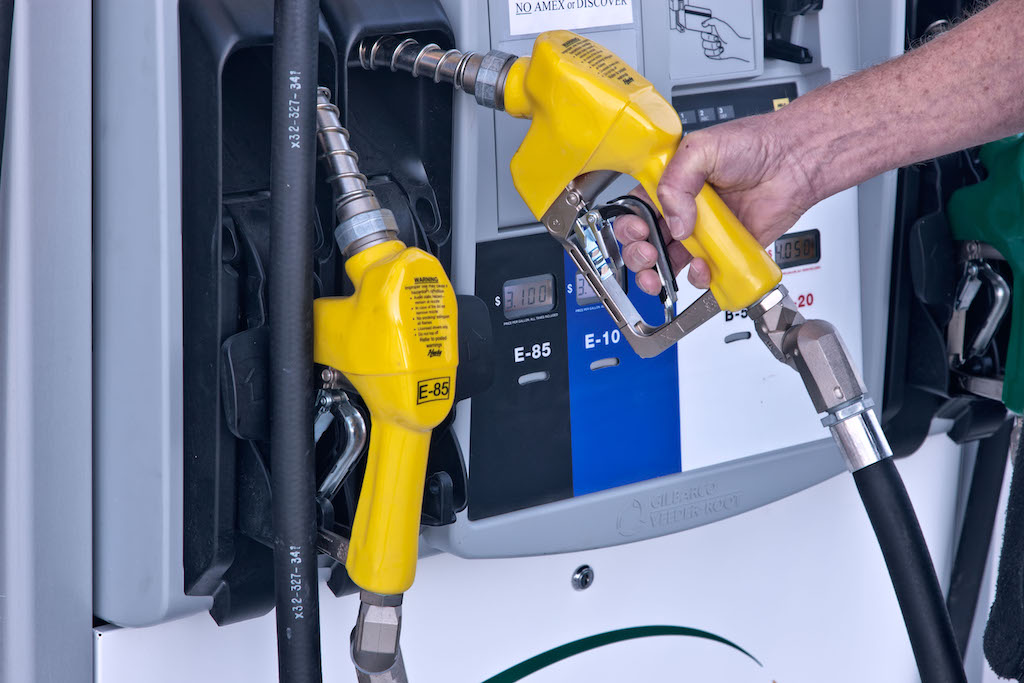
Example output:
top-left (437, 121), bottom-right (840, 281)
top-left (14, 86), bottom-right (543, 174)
top-left (657, 134), bottom-right (716, 242)
top-left (701, 18), bottom-right (724, 38)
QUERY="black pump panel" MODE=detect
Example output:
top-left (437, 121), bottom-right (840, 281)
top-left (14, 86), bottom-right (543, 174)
top-left (179, 0), bottom-right (471, 624)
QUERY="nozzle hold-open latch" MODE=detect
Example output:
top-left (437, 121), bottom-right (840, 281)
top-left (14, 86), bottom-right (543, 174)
top-left (542, 172), bottom-right (720, 358)
top-left (948, 243), bottom-right (1010, 368)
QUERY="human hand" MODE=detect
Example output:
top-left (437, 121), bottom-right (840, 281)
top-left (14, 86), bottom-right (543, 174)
top-left (699, 17), bottom-right (750, 62)
top-left (615, 113), bottom-right (817, 294)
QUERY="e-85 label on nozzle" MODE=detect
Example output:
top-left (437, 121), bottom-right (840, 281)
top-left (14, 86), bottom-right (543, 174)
top-left (416, 377), bottom-right (452, 404)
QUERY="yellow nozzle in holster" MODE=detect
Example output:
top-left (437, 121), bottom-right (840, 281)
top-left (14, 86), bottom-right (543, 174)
top-left (313, 240), bottom-right (457, 595)
top-left (500, 31), bottom-right (781, 311)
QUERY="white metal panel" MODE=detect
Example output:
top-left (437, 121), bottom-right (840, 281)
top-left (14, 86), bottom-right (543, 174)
top-left (97, 435), bottom-right (963, 683)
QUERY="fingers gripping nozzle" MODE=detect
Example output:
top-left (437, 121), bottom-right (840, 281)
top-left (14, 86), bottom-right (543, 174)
top-left (542, 173), bottom-right (721, 358)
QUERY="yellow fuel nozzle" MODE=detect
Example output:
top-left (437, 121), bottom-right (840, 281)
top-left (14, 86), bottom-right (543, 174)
top-left (313, 239), bottom-right (457, 595)
top-left (313, 90), bottom-right (458, 596)
top-left (356, 30), bottom-right (778, 313)
top-left (500, 31), bottom-right (781, 312)
top-left (357, 32), bottom-right (780, 312)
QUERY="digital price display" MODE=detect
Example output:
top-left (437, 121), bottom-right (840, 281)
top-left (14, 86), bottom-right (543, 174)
top-left (774, 229), bottom-right (821, 269)
top-left (503, 274), bottom-right (556, 320)
top-left (575, 271), bottom-right (600, 306)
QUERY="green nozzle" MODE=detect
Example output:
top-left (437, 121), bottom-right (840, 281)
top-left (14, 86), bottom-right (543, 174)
top-left (948, 134), bottom-right (1024, 412)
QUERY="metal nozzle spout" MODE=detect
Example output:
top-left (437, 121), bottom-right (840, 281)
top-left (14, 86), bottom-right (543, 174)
top-left (315, 88), bottom-right (397, 255)
top-left (356, 35), bottom-right (516, 110)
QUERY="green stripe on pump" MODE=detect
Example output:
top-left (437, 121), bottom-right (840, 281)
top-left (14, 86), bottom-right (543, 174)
top-left (481, 625), bottom-right (762, 683)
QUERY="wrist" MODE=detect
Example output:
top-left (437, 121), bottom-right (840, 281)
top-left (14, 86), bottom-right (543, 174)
top-left (763, 103), bottom-right (832, 210)
top-left (772, 87), bottom-right (889, 207)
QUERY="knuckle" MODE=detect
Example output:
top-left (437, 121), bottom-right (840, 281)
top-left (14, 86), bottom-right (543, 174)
top-left (656, 185), bottom-right (680, 212)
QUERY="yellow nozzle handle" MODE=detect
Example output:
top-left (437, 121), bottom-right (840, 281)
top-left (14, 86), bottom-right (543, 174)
top-left (503, 31), bottom-right (782, 311)
top-left (313, 242), bottom-right (458, 596)
top-left (644, 176), bottom-right (782, 312)
top-left (345, 414), bottom-right (432, 595)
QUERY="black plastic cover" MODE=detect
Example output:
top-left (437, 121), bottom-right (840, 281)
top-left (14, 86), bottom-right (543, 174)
top-left (181, 0), bottom-right (481, 623)
top-left (882, 152), bottom-right (1006, 456)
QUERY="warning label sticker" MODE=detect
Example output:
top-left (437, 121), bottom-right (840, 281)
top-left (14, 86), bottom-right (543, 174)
top-left (559, 35), bottom-right (637, 85)
top-left (508, 0), bottom-right (633, 37)
top-left (405, 276), bottom-right (451, 359)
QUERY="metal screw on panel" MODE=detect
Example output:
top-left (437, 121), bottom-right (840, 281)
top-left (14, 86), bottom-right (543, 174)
top-left (572, 565), bottom-right (594, 591)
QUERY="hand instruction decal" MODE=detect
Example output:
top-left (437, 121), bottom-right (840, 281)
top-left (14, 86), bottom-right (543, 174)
top-left (670, 3), bottom-right (752, 63)
top-left (697, 15), bottom-right (750, 62)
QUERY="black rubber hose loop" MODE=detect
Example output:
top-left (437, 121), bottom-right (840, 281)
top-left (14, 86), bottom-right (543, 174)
top-left (854, 458), bottom-right (967, 683)
top-left (268, 0), bottom-right (322, 681)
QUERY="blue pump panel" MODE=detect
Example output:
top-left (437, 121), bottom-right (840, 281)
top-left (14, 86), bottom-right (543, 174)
top-left (563, 252), bottom-right (681, 496)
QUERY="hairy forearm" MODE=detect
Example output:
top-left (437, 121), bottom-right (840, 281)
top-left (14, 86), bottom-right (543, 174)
top-left (773, 0), bottom-right (1024, 203)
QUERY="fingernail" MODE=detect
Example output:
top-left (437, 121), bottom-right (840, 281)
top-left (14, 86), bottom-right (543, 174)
top-left (640, 273), bottom-right (659, 295)
top-left (668, 216), bottom-right (687, 240)
top-left (626, 224), bottom-right (644, 241)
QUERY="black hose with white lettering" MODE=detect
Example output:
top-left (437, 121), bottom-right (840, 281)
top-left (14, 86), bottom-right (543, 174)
top-left (0, 0), bottom-right (13, 174)
top-left (854, 457), bottom-right (967, 683)
top-left (268, 0), bottom-right (322, 681)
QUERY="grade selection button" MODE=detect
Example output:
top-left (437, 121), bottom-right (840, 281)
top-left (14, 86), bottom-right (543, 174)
top-left (716, 105), bottom-right (735, 120)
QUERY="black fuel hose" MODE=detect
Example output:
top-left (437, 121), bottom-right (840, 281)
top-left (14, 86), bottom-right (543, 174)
top-left (854, 457), bottom-right (967, 683)
top-left (0, 0), bottom-right (13, 173)
top-left (268, 0), bottom-right (322, 681)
